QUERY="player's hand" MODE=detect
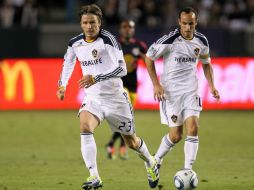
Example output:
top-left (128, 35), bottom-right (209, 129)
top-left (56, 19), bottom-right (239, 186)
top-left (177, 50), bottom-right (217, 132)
top-left (78, 75), bottom-right (95, 88)
top-left (154, 83), bottom-right (165, 102)
top-left (56, 86), bottom-right (66, 101)
top-left (211, 87), bottom-right (220, 101)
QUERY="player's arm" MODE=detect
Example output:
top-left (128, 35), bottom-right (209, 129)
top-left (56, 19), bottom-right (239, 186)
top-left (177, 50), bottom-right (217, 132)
top-left (57, 45), bottom-right (76, 100)
top-left (145, 42), bottom-right (169, 101)
top-left (200, 54), bottom-right (220, 100)
top-left (145, 56), bottom-right (165, 102)
top-left (78, 46), bottom-right (127, 88)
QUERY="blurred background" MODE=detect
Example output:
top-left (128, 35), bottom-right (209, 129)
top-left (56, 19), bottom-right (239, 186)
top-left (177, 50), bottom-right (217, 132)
top-left (1, 0), bottom-right (254, 58)
top-left (1, 0), bottom-right (254, 110)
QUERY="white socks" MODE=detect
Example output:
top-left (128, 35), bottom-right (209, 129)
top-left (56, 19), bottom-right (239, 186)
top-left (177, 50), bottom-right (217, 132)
top-left (154, 134), bottom-right (199, 169)
top-left (184, 136), bottom-right (199, 169)
top-left (136, 139), bottom-right (154, 167)
top-left (155, 134), bottom-right (175, 163)
top-left (80, 133), bottom-right (99, 177)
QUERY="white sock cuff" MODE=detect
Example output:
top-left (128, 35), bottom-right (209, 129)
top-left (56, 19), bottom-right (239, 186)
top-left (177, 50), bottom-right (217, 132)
top-left (164, 134), bottom-right (174, 148)
top-left (80, 132), bottom-right (93, 135)
top-left (138, 138), bottom-right (144, 150)
top-left (185, 136), bottom-right (199, 143)
top-left (80, 133), bottom-right (95, 144)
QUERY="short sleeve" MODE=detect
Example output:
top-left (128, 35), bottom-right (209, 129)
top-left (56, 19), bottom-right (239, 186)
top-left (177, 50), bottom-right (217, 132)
top-left (146, 43), bottom-right (170, 61)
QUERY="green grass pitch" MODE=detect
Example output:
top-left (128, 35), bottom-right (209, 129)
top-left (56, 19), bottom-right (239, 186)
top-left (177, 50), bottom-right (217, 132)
top-left (0, 110), bottom-right (254, 190)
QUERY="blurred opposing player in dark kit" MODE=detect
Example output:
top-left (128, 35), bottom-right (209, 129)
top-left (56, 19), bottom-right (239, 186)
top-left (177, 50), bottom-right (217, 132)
top-left (106, 19), bottom-right (147, 160)
top-left (145, 7), bottom-right (220, 188)
top-left (56, 4), bottom-right (158, 189)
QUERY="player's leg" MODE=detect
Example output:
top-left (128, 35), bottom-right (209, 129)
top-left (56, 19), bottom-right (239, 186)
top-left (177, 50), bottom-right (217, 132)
top-left (80, 110), bottom-right (100, 178)
top-left (183, 114), bottom-right (199, 170)
top-left (182, 93), bottom-right (202, 170)
top-left (154, 126), bottom-right (183, 166)
top-left (118, 91), bottom-right (136, 160)
top-left (118, 92), bottom-right (151, 164)
top-left (183, 92), bottom-right (202, 169)
top-left (154, 99), bottom-right (184, 166)
top-left (79, 99), bottom-right (104, 189)
top-left (121, 134), bottom-right (154, 164)
top-left (121, 134), bottom-right (159, 188)
top-left (105, 92), bottom-right (158, 188)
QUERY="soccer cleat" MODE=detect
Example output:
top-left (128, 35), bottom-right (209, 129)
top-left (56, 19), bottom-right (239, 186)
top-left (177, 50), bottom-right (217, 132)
top-left (106, 145), bottom-right (116, 160)
top-left (119, 146), bottom-right (128, 160)
top-left (81, 176), bottom-right (103, 190)
top-left (157, 158), bottom-right (163, 170)
top-left (145, 157), bottom-right (159, 188)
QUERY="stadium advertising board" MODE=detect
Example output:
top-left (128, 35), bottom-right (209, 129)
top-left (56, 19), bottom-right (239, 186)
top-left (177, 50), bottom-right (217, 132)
top-left (0, 58), bottom-right (254, 110)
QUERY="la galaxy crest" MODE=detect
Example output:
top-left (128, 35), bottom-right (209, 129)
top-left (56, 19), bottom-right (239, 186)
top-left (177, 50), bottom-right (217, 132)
top-left (194, 48), bottom-right (200, 56)
top-left (92, 49), bottom-right (98, 58)
top-left (171, 115), bottom-right (178, 123)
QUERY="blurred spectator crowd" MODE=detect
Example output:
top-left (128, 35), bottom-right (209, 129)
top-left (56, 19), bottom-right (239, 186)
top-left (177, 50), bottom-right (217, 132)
top-left (98, 0), bottom-right (254, 30)
top-left (1, 0), bottom-right (254, 30)
top-left (0, 0), bottom-right (38, 28)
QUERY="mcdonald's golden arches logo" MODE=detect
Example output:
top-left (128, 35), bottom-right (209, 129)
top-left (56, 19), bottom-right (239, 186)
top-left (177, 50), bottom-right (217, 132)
top-left (0, 60), bottom-right (35, 103)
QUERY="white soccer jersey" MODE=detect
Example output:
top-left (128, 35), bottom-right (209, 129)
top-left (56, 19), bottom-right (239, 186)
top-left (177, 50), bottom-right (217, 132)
top-left (146, 28), bottom-right (210, 97)
top-left (59, 29), bottom-right (127, 96)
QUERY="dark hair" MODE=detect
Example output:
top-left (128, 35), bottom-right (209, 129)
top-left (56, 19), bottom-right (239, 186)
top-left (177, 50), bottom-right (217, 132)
top-left (178, 7), bottom-right (198, 20)
top-left (78, 4), bottom-right (102, 21)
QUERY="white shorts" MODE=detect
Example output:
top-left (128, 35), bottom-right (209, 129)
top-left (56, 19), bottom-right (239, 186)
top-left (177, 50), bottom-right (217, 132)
top-left (78, 92), bottom-right (135, 135)
top-left (160, 92), bottom-right (202, 127)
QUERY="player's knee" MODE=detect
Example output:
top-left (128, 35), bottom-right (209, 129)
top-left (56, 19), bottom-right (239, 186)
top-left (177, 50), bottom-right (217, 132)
top-left (187, 123), bottom-right (198, 136)
top-left (125, 139), bottom-right (137, 149)
top-left (126, 142), bottom-right (135, 149)
top-left (185, 117), bottom-right (199, 136)
top-left (123, 136), bottom-right (139, 150)
top-left (170, 133), bottom-right (182, 143)
top-left (80, 122), bottom-right (92, 133)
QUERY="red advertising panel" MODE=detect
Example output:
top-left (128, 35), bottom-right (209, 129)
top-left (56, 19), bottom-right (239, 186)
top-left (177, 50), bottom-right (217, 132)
top-left (0, 59), bottom-right (81, 110)
top-left (136, 58), bottom-right (254, 110)
top-left (0, 58), bottom-right (254, 110)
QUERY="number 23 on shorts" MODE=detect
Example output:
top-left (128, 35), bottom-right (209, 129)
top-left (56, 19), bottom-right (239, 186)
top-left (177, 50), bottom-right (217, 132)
top-left (118, 120), bottom-right (133, 132)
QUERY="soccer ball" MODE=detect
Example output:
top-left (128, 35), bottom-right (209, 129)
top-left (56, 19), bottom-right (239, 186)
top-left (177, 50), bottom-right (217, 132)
top-left (173, 169), bottom-right (198, 190)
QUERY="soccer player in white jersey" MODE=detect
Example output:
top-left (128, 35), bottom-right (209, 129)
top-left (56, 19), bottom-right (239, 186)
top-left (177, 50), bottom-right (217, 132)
top-left (56, 4), bottom-right (159, 190)
top-left (145, 7), bottom-right (220, 187)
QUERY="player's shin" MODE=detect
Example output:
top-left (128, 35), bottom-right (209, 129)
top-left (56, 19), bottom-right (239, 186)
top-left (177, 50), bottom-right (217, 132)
top-left (135, 138), bottom-right (159, 188)
top-left (80, 132), bottom-right (99, 177)
top-left (155, 134), bottom-right (175, 164)
top-left (184, 136), bottom-right (199, 169)
top-left (134, 138), bottom-right (154, 166)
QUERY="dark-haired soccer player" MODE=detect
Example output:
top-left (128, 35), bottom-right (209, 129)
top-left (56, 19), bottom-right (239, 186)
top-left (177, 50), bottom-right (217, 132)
top-left (106, 19), bottom-right (147, 160)
top-left (145, 7), bottom-right (220, 187)
top-left (56, 4), bottom-right (159, 190)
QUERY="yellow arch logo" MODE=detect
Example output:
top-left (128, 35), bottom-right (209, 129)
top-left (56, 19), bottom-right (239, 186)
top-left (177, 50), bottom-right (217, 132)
top-left (0, 60), bottom-right (35, 103)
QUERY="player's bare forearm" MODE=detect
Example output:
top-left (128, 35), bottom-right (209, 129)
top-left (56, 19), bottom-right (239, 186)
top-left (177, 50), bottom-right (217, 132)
top-left (202, 63), bottom-right (220, 100)
top-left (202, 63), bottom-right (215, 89)
top-left (145, 56), bottom-right (165, 101)
top-left (145, 56), bottom-right (160, 86)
